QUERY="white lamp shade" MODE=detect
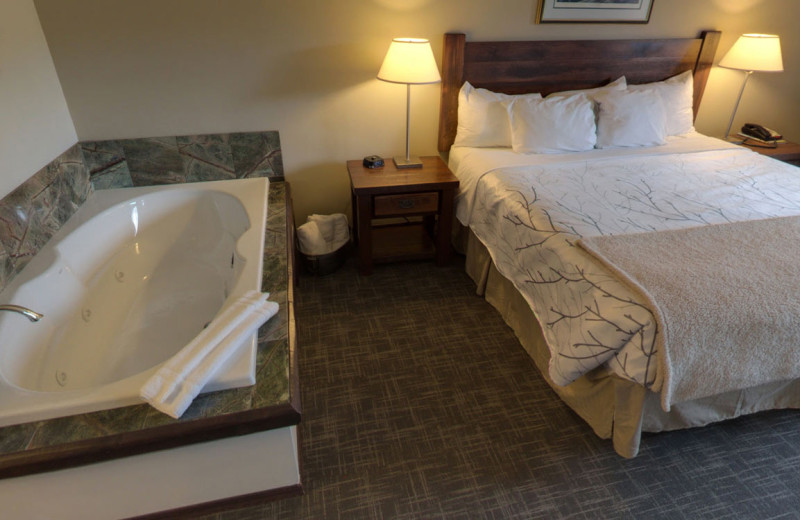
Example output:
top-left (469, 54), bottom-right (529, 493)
top-left (377, 38), bottom-right (441, 85)
top-left (719, 34), bottom-right (783, 72)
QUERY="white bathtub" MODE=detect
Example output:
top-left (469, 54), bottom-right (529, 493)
top-left (0, 178), bottom-right (269, 427)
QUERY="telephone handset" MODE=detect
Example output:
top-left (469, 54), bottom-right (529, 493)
top-left (740, 123), bottom-right (782, 142)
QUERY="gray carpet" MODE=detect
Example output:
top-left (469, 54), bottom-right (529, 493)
top-left (209, 257), bottom-right (800, 519)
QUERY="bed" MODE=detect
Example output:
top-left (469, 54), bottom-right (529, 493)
top-left (438, 31), bottom-right (800, 458)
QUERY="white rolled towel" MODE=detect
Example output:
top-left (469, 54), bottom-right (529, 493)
top-left (296, 221), bottom-right (328, 256)
top-left (140, 290), bottom-right (279, 418)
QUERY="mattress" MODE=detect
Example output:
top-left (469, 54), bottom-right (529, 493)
top-left (449, 133), bottom-right (800, 398)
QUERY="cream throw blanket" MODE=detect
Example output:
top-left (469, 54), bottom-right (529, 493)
top-left (579, 216), bottom-right (800, 412)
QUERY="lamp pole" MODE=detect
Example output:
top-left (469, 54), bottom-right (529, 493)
top-left (404, 83), bottom-right (411, 163)
top-left (725, 70), bottom-right (753, 140)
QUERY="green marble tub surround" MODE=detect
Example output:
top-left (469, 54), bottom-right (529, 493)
top-left (0, 181), bottom-right (298, 480)
top-left (81, 131), bottom-right (283, 189)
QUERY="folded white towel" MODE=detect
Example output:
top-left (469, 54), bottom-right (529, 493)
top-left (142, 290), bottom-right (265, 394)
top-left (140, 290), bottom-right (279, 418)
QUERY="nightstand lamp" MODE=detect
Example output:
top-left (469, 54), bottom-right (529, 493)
top-left (377, 38), bottom-right (441, 169)
top-left (719, 33), bottom-right (783, 140)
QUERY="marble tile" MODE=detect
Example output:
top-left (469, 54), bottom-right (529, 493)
top-left (80, 140), bottom-right (125, 173)
top-left (28, 414), bottom-right (108, 449)
top-left (80, 140), bottom-right (133, 189)
top-left (52, 145), bottom-right (92, 223)
top-left (258, 289), bottom-right (289, 343)
top-left (122, 136), bottom-right (187, 186)
top-left (177, 134), bottom-right (237, 183)
top-left (252, 339), bottom-right (291, 408)
top-left (91, 165), bottom-right (134, 190)
top-left (230, 131), bottom-right (284, 179)
top-left (141, 404), bottom-right (183, 430)
top-left (0, 188), bottom-right (39, 282)
top-left (197, 385), bottom-right (254, 417)
top-left (0, 422), bottom-right (38, 453)
top-left (0, 253), bottom-right (13, 293)
top-left (84, 403), bottom-right (150, 433)
top-left (267, 180), bottom-right (286, 205)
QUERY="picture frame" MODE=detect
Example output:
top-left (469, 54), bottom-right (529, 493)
top-left (537, 0), bottom-right (654, 24)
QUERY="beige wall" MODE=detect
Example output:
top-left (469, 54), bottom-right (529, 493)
top-left (0, 0), bottom-right (77, 198)
top-left (33, 0), bottom-right (800, 222)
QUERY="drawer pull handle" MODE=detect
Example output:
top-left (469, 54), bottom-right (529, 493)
top-left (398, 199), bottom-right (416, 209)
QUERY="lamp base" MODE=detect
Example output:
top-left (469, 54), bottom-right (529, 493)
top-left (724, 134), bottom-right (746, 144)
top-left (393, 155), bottom-right (423, 169)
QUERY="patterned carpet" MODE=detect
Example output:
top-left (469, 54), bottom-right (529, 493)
top-left (208, 257), bottom-right (800, 519)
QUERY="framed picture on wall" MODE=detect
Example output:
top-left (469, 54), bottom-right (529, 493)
top-left (537, 0), bottom-right (654, 23)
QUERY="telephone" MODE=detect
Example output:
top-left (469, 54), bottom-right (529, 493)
top-left (740, 123), bottom-right (782, 143)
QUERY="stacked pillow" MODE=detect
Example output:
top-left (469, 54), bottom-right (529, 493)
top-left (452, 71), bottom-right (695, 153)
top-left (594, 88), bottom-right (668, 149)
top-left (628, 70), bottom-right (694, 136)
top-left (454, 82), bottom-right (542, 148)
top-left (507, 94), bottom-right (598, 154)
top-left (507, 75), bottom-right (626, 153)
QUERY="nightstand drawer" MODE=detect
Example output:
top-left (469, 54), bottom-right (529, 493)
top-left (373, 192), bottom-right (439, 216)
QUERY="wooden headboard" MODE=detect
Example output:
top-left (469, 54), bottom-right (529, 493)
top-left (438, 31), bottom-right (721, 152)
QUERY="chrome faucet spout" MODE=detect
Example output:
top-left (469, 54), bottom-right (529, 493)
top-left (0, 305), bottom-right (43, 322)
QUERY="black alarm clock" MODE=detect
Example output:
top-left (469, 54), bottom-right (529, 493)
top-left (363, 155), bottom-right (384, 168)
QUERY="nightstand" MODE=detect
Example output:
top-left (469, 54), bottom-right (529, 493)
top-left (347, 156), bottom-right (459, 275)
top-left (740, 140), bottom-right (800, 166)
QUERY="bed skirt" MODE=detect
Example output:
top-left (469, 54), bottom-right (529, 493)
top-left (457, 224), bottom-right (800, 457)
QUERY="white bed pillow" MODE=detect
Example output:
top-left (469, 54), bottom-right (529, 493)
top-left (507, 94), bottom-right (597, 154)
top-left (595, 88), bottom-right (667, 149)
top-left (454, 82), bottom-right (542, 148)
top-left (628, 70), bottom-right (694, 136)
top-left (546, 76), bottom-right (627, 101)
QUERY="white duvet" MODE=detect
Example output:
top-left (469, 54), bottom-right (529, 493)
top-left (450, 133), bottom-right (800, 392)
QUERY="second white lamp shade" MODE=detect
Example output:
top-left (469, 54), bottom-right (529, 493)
top-left (719, 33), bottom-right (783, 72)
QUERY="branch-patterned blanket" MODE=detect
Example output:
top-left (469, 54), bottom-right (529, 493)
top-left (455, 135), bottom-right (800, 398)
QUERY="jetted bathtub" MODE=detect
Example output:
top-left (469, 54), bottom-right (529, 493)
top-left (0, 177), bottom-right (269, 427)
